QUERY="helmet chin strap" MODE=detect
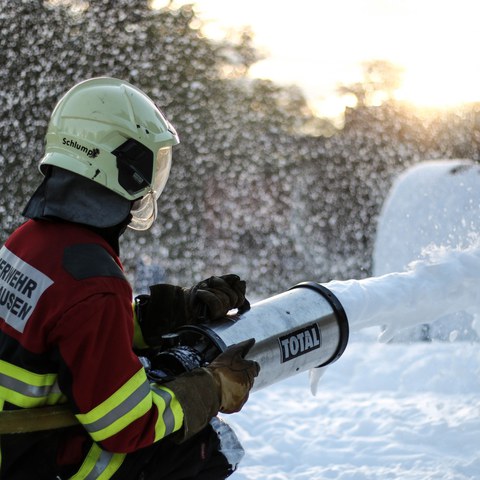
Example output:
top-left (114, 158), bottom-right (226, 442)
top-left (128, 191), bottom-right (157, 231)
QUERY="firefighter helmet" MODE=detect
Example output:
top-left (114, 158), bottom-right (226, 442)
top-left (40, 77), bottom-right (179, 230)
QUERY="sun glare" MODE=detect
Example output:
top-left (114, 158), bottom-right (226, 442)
top-left (396, 69), bottom-right (479, 109)
top-left (390, 0), bottom-right (480, 110)
top-left (397, 45), bottom-right (480, 107)
top-left (151, 0), bottom-right (480, 116)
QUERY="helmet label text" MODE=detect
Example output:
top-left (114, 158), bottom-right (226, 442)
top-left (63, 138), bottom-right (99, 158)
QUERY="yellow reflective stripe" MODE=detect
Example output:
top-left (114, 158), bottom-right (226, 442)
top-left (0, 359), bottom-right (58, 388)
top-left (0, 386), bottom-right (64, 408)
top-left (0, 399), bottom-right (3, 471)
top-left (132, 301), bottom-right (149, 349)
top-left (151, 384), bottom-right (183, 441)
top-left (0, 360), bottom-right (62, 407)
top-left (77, 369), bottom-right (184, 444)
top-left (77, 368), bottom-right (151, 442)
top-left (70, 443), bottom-right (125, 480)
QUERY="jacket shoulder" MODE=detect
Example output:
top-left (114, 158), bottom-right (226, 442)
top-left (63, 243), bottom-right (126, 281)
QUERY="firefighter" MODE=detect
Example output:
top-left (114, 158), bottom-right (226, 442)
top-left (0, 77), bottom-right (259, 479)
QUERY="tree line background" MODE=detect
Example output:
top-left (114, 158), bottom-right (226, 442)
top-left (1, 0), bottom-right (480, 298)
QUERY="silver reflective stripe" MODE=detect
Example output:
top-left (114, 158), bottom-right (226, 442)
top-left (0, 372), bottom-right (56, 398)
top-left (82, 380), bottom-right (151, 434)
top-left (151, 385), bottom-right (176, 436)
top-left (70, 444), bottom-right (125, 480)
top-left (51, 378), bottom-right (63, 395)
top-left (83, 449), bottom-right (115, 480)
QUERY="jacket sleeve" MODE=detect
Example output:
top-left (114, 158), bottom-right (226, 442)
top-left (52, 288), bottom-right (185, 453)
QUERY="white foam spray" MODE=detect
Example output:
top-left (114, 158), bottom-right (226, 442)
top-left (325, 244), bottom-right (480, 341)
top-left (309, 243), bottom-right (480, 394)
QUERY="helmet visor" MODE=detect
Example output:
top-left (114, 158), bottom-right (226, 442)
top-left (128, 146), bottom-right (172, 231)
top-left (151, 146), bottom-right (172, 200)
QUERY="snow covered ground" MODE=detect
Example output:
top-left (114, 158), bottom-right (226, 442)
top-left (228, 334), bottom-right (480, 480)
top-left (224, 237), bottom-right (480, 479)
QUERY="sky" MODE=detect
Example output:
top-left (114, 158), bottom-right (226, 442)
top-left (154, 0), bottom-right (480, 120)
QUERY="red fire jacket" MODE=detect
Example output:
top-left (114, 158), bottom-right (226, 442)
top-left (0, 219), bottom-right (184, 477)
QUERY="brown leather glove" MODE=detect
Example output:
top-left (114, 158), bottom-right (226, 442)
top-left (165, 339), bottom-right (260, 441)
top-left (207, 338), bottom-right (260, 414)
top-left (135, 274), bottom-right (248, 346)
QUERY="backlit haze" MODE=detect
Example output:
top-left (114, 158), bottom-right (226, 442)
top-left (153, 0), bottom-right (480, 121)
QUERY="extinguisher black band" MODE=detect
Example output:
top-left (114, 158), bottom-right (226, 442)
top-left (289, 282), bottom-right (349, 367)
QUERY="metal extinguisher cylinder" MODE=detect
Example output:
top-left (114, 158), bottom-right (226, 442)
top-left (176, 282), bottom-right (349, 392)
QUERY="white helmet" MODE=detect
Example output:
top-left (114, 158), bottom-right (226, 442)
top-left (40, 77), bottom-right (179, 230)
